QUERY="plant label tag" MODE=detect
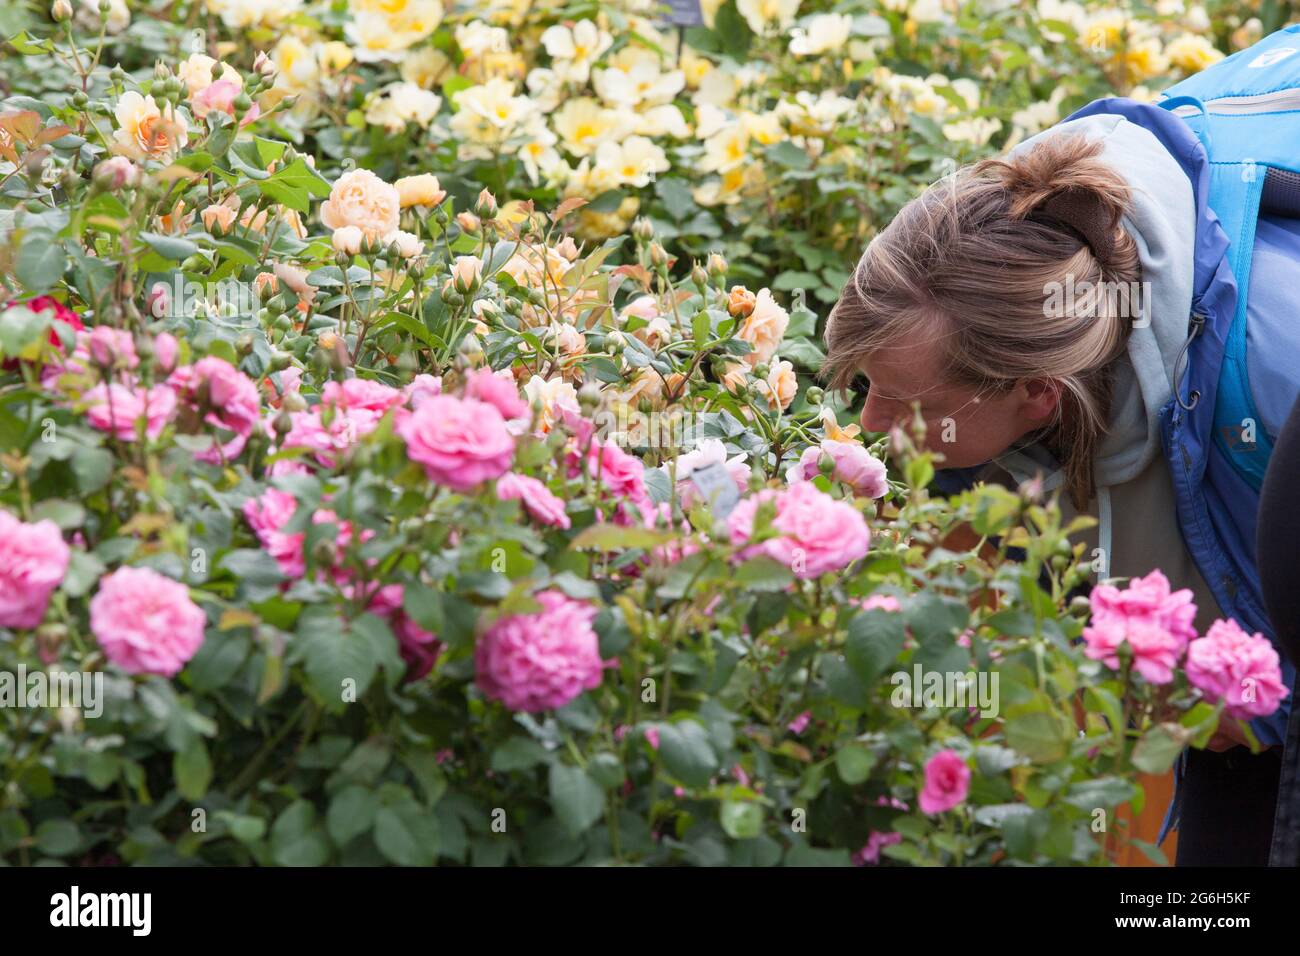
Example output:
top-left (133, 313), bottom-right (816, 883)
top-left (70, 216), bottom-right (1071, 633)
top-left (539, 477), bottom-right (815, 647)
top-left (689, 462), bottom-right (739, 518)
top-left (662, 0), bottom-right (704, 27)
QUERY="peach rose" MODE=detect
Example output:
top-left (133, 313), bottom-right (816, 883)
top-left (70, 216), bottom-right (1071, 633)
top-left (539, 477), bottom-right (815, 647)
top-left (110, 91), bottom-right (187, 162)
top-left (738, 288), bottom-right (789, 366)
top-left (394, 173), bottom-right (447, 209)
top-left (320, 168), bottom-right (401, 241)
top-left (727, 285), bottom-right (757, 318)
top-left (757, 358), bottom-right (797, 410)
top-left (200, 197), bottom-right (239, 234)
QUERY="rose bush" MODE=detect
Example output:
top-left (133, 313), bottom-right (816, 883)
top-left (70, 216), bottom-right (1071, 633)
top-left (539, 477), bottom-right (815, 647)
top-left (0, 0), bottom-right (1284, 866)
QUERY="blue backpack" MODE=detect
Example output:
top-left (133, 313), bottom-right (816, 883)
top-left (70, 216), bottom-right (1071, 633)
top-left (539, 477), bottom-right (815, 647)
top-left (1062, 29), bottom-right (1300, 846)
top-left (1061, 29), bottom-right (1300, 756)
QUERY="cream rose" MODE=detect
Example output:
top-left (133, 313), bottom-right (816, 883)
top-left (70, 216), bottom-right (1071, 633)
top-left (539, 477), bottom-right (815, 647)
top-left (320, 168), bottom-right (401, 241)
top-left (332, 225), bottom-right (364, 256)
top-left (386, 229), bottom-right (424, 259)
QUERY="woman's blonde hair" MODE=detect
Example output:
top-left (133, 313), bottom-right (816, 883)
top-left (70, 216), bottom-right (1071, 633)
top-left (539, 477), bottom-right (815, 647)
top-left (823, 134), bottom-right (1143, 509)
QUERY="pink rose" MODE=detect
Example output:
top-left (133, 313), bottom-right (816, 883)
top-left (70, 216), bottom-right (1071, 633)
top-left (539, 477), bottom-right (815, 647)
top-left (496, 473), bottom-right (571, 529)
top-left (282, 408), bottom-right (374, 469)
top-left (857, 594), bottom-right (902, 613)
top-left (84, 382), bottom-right (176, 440)
top-left (464, 367), bottom-right (529, 420)
top-left (727, 481), bottom-right (871, 579)
top-left (854, 831), bottom-right (902, 866)
top-left (242, 488), bottom-right (307, 577)
top-left (586, 438), bottom-right (649, 508)
top-left (475, 590), bottom-right (605, 713)
top-left (795, 440), bottom-right (888, 498)
top-left (1186, 618), bottom-right (1290, 720)
top-left (403, 373), bottom-right (442, 408)
top-left (919, 749), bottom-right (970, 815)
top-left (87, 326), bottom-right (139, 369)
top-left (169, 357), bottom-right (261, 463)
top-left (0, 510), bottom-right (70, 629)
top-left (397, 394), bottom-right (515, 492)
top-left (320, 377), bottom-right (405, 414)
top-left (365, 584), bottom-right (443, 682)
top-left (89, 566), bottom-right (207, 677)
top-left (1082, 570), bottom-right (1198, 684)
top-left (788, 710), bottom-right (812, 735)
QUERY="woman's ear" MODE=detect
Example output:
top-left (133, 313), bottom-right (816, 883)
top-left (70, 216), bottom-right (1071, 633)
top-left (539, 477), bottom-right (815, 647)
top-left (1019, 378), bottom-right (1062, 424)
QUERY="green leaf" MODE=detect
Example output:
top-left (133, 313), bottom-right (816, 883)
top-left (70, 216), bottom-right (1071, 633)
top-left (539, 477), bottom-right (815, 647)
top-left (491, 736), bottom-right (552, 772)
top-left (293, 607), bottom-right (381, 706)
top-left (1063, 777), bottom-right (1137, 811)
top-left (14, 236), bottom-right (66, 295)
top-left (658, 719), bottom-right (718, 788)
top-left (34, 819), bottom-right (81, 856)
top-left (834, 743), bottom-right (877, 784)
top-left (767, 140), bottom-right (811, 170)
top-left (548, 763), bottom-right (604, 836)
top-left (569, 524), bottom-right (678, 551)
top-left (1131, 723), bottom-right (1186, 775)
top-left (712, 0), bottom-right (754, 58)
top-left (140, 231), bottom-right (199, 261)
top-left (270, 800), bottom-right (330, 866)
top-left (845, 609), bottom-right (907, 685)
top-left (1005, 711), bottom-right (1071, 764)
top-left (734, 556), bottom-right (795, 592)
top-left (173, 739), bottom-right (213, 800)
top-left (720, 800), bottom-right (763, 839)
top-left (70, 446), bottom-right (113, 493)
top-left (327, 785), bottom-right (378, 846)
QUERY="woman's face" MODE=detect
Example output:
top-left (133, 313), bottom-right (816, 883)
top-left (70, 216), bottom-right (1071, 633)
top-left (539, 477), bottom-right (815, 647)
top-left (855, 325), bottom-right (1057, 470)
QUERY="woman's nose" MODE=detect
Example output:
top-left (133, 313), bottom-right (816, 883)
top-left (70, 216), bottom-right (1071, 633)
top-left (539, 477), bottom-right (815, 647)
top-left (860, 394), bottom-right (898, 434)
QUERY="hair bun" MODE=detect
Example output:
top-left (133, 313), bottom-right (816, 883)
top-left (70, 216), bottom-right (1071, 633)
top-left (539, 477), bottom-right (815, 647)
top-left (989, 134), bottom-right (1129, 263)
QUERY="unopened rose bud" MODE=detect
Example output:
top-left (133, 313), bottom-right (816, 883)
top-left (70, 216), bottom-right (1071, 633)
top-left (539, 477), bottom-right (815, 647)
top-left (153, 332), bottom-right (179, 373)
top-left (273, 409), bottom-right (294, 436)
top-left (93, 155), bottom-right (139, 191)
top-left (457, 334), bottom-right (484, 365)
top-left (456, 211), bottom-right (480, 234)
top-left (474, 188), bottom-right (498, 219)
top-left (707, 252), bottom-right (727, 279)
top-left (649, 243), bottom-right (668, 268)
top-left (52, 0), bottom-right (72, 22)
top-left (691, 264), bottom-right (708, 289)
top-left (805, 386), bottom-right (824, 405)
top-left (311, 538), bottom-right (338, 566)
top-left (233, 92), bottom-right (252, 112)
top-left (253, 51), bottom-right (275, 78)
top-left (282, 391), bottom-right (307, 413)
top-left (153, 60), bottom-right (170, 81)
top-left (578, 382), bottom-right (601, 409)
top-left (632, 217), bottom-right (654, 242)
top-left (753, 362), bottom-right (770, 380)
top-left (818, 452), bottom-right (836, 478)
top-left (236, 332), bottom-right (255, 356)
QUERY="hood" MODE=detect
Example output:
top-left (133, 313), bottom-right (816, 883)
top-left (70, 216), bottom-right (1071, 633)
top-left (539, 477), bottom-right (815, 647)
top-left (993, 110), bottom-right (1199, 495)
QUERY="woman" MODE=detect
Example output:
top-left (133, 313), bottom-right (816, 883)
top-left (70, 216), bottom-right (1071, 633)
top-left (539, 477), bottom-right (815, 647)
top-left (822, 102), bottom-right (1299, 865)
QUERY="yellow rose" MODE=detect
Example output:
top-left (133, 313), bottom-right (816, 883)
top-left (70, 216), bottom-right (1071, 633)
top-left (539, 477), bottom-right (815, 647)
top-left (320, 168), bottom-right (401, 241)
